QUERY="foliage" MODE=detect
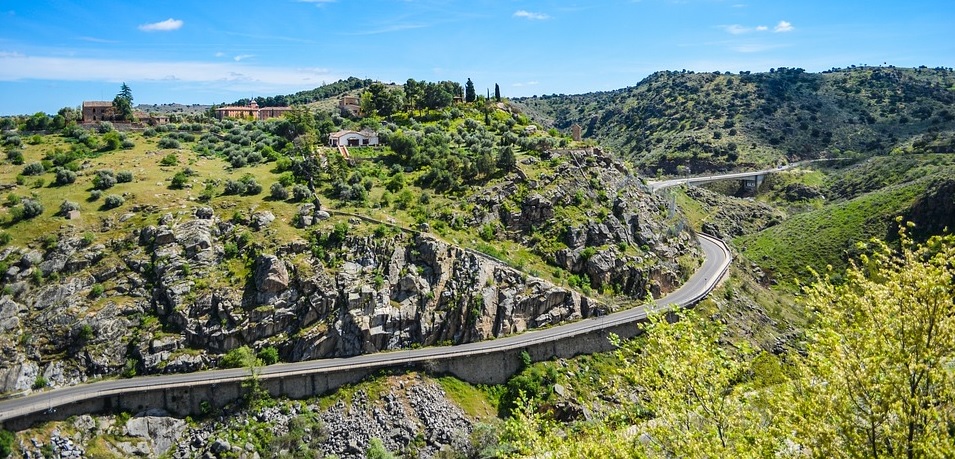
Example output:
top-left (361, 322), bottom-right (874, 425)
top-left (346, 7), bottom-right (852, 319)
top-left (116, 170), bottom-right (134, 183)
top-left (220, 345), bottom-right (259, 369)
top-left (158, 137), bottom-right (181, 149)
top-left (365, 438), bottom-right (396, 459)
top-left (21, 162), bottom-right (44, 176)
top-left (777, 223), bottom-right (955, 458)
top-left (103, 194), bottom-right (125, 209)
top-left (59, 200), bottom-right (79, 216)
top-left (0, 428), bottom-right (13, 459)
top-left (20, 199), bottom-right (43, 219)
top-left (257, 346), bottom-right (279, 365)
top-left (54, 168), bottom-right (76, 185)
top-left (92, 169), bottom-right (117, 190)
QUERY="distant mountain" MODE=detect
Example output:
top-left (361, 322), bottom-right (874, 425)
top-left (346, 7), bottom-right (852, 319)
top-left (512, 66), bottom-right (955, 174)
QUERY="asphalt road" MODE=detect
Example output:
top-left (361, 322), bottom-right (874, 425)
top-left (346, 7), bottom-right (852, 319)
top-left (0, 234), bottom-right (730, 423)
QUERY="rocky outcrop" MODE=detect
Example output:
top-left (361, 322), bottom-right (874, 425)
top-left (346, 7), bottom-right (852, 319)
top-left (684, 186), bottom-right (785, 239)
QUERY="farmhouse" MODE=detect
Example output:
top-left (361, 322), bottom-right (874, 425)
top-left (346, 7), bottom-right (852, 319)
top-left (82, 101), bottom-right (114, 123)
top-left (338, 96), bottom-right (361, 116)
top-left (214, 100), bottom-right (293, 121)
top-left (328, 129), bottom-right (379, 147)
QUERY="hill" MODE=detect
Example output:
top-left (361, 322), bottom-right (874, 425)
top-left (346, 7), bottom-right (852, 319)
top-left (0, 95), bottom-right (698, 394)
top-left (512, 66), bottom-right (955, 174)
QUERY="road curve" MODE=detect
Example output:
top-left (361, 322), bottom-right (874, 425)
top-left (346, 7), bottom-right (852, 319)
top-left (0, 235), bottom-right (730, 422)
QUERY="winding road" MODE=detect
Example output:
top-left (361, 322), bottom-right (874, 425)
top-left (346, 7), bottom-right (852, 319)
top-left (0, 204), bottom-right (732, 425)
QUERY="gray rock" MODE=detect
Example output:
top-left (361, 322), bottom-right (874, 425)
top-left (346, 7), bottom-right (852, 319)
top-left (195, 206), bottom-right (214, 219)
top-left (251, 211), bottom-right (275, 230)
top-left (254, 255), bottom-right (289, 293)
top-left (125, 409), bottom-right (187, 456)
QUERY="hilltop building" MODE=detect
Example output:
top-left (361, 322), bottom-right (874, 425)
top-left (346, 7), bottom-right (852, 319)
top-left (338, 96), bottom-right (361, 116)
top-left (214, 100), bottom-right (293, 121)
top-left (328, 129), bottom-right (379, 147)
top-left (82, 101), bottom-right (114, 123)
top-left (81, 101), bottom-right (167, 125)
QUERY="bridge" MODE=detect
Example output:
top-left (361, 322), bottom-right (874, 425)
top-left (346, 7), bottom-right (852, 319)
top-left (646, 159), bottom-right (845, 193)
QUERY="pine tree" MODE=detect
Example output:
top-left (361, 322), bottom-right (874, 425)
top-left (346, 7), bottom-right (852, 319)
top-left (112, 82), bottom-right (134, 121)
top-left (465, 78), bottom-right (476, 103)
top-left (495, 83), bottom-right (501, 102)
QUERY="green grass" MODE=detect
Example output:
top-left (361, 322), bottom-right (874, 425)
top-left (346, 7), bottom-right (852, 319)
top-left (736, 180), bottom-right (927, 285)
top-left (436, 376), bottom-right (498, 419)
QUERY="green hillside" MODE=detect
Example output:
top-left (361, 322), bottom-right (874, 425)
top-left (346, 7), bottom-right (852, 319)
top-left (513, 67), bottom-right (955, 175)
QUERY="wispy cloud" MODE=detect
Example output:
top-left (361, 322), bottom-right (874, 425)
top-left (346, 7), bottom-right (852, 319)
top-left (0, 53), bottom-right (341, 90)
top-left (722, 24), bottom-right (769, 35)
top-left (77, 36), bottom-right (119, 44)
top-left (214, 52), bottom-right (225, 57)
top-left (514, 10), bottom-right (550, 21)
top-left (138, 18), bottom-right (183, 32)
top-left (233, 54), bottom-right (255, 62)
top-left (774, 20), bottom-right (794, 32)
top-left (344, 23), bottom-right (427, 36)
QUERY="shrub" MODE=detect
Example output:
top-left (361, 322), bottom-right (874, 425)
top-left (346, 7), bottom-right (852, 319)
top-left (240, 174), bottom-right (261, 195)
top-left (220, 346), bottom-right (257, 368)
top-left (88, 190), bottom-right (102, 201)
top-left (32, 376), bottom-right (47, 390)
top-left (92, 169), bottom-right (116, 190)
top-left (270, 182), bottom-right (289, 200)
top-left (59, 200), bottom-right (80, 215)
top-left (116, 170), bottom-right (133, 183)
top-left (121, 139), bottom-right (136, 149)
top-left (170, 171), bottom-right (189, 189)
top-left (159, 153), bottom-right (178, 166)
top-left (95, 121), bottom-right (113, 133)
top-left (223, 179), bottom-right (246, 196)
top-left (157, 137), bottom-right (181, 149)
top-left (21, 199), bottom-right (43, 219)
top-left (55, 168), bottom-right (77, 185)
top-left (257, 346), bottom-right (279, 365)
top-left (5, 149), bottom-right (23, 164)
top-left (22, 162), bottom-right (44, 176)
top-left (103, 194), bottom-right (125, 209)
top-left (292, 184), bottom-right (311, 202)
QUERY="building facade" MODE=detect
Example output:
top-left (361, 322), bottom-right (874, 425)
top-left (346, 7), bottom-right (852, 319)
top-left (214, 100), bottom-right (293, 121)
top-left (328, 129), bottom-right (379, 147)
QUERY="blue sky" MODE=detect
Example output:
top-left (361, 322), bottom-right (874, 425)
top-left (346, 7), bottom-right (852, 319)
top-left (1, 0), bottom-right (953, 115)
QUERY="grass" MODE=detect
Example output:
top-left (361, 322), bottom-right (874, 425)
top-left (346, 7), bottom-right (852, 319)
top-left (436, 376), bottom-right (498, 419)
top-left (736, 180), bottom-right (927, 286)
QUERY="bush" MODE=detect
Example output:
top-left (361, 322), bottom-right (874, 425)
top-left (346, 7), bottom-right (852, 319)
top-left (32, 376), bottom-right (48, 390)
top-left (22, 162), bottom-right (44, 176)
top-left (88, 190), bottom-right (102, 201)
top-left (292, 184), bottom-right (311, 202)
top-left (92, 169), bottom-right (116, 190)
top-left (220, 345), bottom-right (258, 368)
top-left (103, 194), bottom-right (125, 209)
top-left (223, 180), bottom-right (246, 195)
top-left (21, 199), bottom-right (43, 219)
top-left (0, 232), bottom-right (10, 246)
top-left (55, 168), bottom-right (77, 185)
top-left (170, 171), bottom-right (189, 189)
top-left (5, 149), bottom-right (23, 165)
top-left (270, 183), bottom-right (289, 200)
top-left (240, 174), bottom-right (261, 195)
top-left (59, 200), bottom-right (80, 215)
top-left (121, 139), bottom-right (136, 149)
top-left (116, 170), bottom-right (133, 183)
top-left (257, 346), bottom-right (279, 365)
top-left (159, 153), bottom-right (178, 166)
top-left (157, 137), bottom-right (181, 149)
top-left (0, 428), bottom-right (13, 459)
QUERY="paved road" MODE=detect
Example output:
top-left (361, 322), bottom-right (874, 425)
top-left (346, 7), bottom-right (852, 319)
top-left (0, 237), bottom-right (731, 423)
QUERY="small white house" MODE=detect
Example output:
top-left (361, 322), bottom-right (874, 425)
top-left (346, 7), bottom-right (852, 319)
top-left (328, 129), bottom-right (379, 147)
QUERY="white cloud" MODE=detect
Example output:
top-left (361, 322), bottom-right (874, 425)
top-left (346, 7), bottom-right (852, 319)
top-left (774, 20), bottom-right (793, 32)
top-left (723, 24), bottom-right (749, 35)
top-left (723, 24), bottom-right (769, 34)
top-left (214, 52), bottom-right (225, 57)
top-left (233, 54), bottom-right (255, 62)
top-left (514, 10), bottom-right (550, 20)
top-left (0, 53), bottom-right (342, 90)
top-left (138, 18), bottom-right (183, 32)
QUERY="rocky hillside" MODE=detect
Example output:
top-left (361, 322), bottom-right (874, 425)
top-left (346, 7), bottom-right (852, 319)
top-left (4, 373), bottom-right (493, 458)
top-left (0, 101), bottom-right (697, 395)
top-left (513, 66), bottom-right (955, 174)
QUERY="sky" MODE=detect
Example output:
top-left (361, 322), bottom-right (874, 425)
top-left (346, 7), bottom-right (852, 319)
top-left (1, 0), bottom-right (953, 115)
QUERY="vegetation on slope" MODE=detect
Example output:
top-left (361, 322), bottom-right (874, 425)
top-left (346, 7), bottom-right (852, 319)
top-left (514, 66), bottom-right (955, 174)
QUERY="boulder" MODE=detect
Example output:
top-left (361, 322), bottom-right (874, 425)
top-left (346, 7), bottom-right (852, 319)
top-left (254, 255), bottom-right (289, 293)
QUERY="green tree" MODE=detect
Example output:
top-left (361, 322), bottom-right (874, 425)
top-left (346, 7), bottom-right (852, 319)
top-left (495, 83), bottom-right (501, 102)
top-left (112, 82), bottom-right (134, 122)
top-left (465, 78), bottom-right (476, 103)
top-left (497, 145), bottom-right (516, 172)
top-left (779, 224), bottom-right (955, 458)
top-left (404, 78), bottom-right (424, 114)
